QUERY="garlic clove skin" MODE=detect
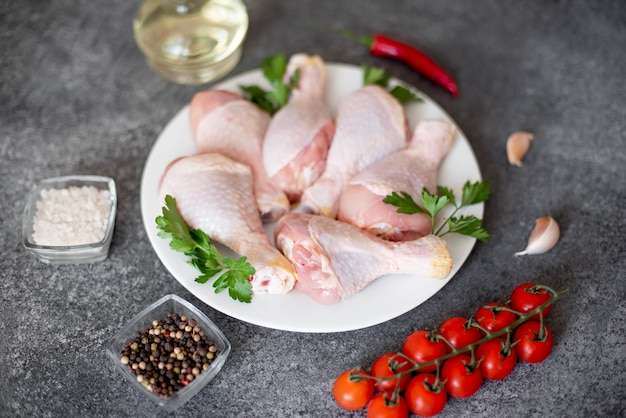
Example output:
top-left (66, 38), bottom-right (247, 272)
top-left (515, 216), bottom-right (560, 256)
top-left (507, 131), bottom-right (534, 166)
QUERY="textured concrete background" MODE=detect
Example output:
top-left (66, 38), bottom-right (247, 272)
top-left (1, 0), bottom-right (625, 416)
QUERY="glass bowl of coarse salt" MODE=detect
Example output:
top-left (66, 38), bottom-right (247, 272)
top-left (22, 175), bottom-right (117, 264)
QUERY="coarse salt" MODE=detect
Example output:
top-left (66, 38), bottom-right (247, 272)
top-left (32, 186), bottom-right (112, 246)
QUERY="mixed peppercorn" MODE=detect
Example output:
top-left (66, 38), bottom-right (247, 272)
top-left (120, 312), bottom-right (219, 399)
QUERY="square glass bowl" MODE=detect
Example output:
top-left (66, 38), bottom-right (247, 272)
top-left (22, 175), bottom-right (117, 264)
top-left (105, 294), bottom-right (231, 411)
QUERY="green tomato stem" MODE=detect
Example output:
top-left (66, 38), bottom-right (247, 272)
top-left (537, 310), bottom-right (547, 341)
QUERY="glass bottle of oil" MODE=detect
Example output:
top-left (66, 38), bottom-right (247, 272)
top-left (133, 0), bottom-right (248, 85)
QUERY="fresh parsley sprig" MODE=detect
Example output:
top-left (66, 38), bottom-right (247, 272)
top-left (383, 180), bottom-right (490, 242)
top-left (240, 53), bottom-right (301, 115)
top-left (156, 195), bottom-right (255, 303)
top-left (363, 65), bottom-right (423, 104)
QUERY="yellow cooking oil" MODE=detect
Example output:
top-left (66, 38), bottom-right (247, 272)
top-left (133, 0), bottom-right (248, 84)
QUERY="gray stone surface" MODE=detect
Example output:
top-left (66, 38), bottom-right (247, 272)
top-left (1, 0), bottom-right (625, 416)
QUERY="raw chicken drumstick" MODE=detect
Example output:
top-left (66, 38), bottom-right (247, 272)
top-left (189, 90), bottom-right (289, 221)
top-left (262, 54), bottom-right (335, 203)
top-left (299, 84), bottom-right (410, 218)
top-left (338, 119), bottom-right (457, 241)
top-left (274, 212), bottom-right (452, 304)
top-left (159, 153), bottom-right (296, 295)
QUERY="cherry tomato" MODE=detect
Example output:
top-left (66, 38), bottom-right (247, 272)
top-left (475, 338), bottom-right (517, 380)
top-left (438, 317), bottom-right (482, 351)
top-left (475, 302), bottom-right (518, 333)
top-left (510, 282), bottom-right (553, 320)
top-left (514, 321), bottom-right (554, 363)
top-left (370, 352), bottom-right (413, 393)
top-left (367, 392), bottom-right (409, 418)
top-left (402, 330), bottom-right (448, 372)
top-left (440, 354), bottom-right (483, 398)
top-left (405, 373), bottom-right (447, 417)
top-left (333, 368), bottom-right (375, 411)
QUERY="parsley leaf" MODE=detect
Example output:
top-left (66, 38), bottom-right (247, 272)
top-left (363, 65), bottom-right (391, 87)
top-left (436, 186), bottom-right (457, 207)
top-left (420, 190), bottom-right (450, 220)
top-left (446, 215), bottom-right (490, 241)
top-left (362, 65), bottom-right (423, 104)
top-left (156, 195), bottom-right (254, 303)
top-left (240, 53), bottom-right (300, 115)
top-left (383, 191), bottom-right (425, 215)
top-left (460, 180), bottom-right (491, 206)
top-left (388, 85), bottom-right (421, 105)
top-left (261, 53), bottom-right (288, 81)
top-left (384, 180), bottom-right (490, 242)
top-left (239, 85), bottom-right (276, 115)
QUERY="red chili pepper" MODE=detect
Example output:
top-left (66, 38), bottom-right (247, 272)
top-left (342, 31), bottom-right (459, 97)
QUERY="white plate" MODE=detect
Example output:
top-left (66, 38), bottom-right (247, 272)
top-left (140, 63), bottom-right (483, 333)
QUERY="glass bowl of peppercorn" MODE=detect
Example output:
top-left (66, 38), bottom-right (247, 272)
top-left (22, 175), bottom-right (117, 264)
top-left (105, 294), bottom-right (231, 411)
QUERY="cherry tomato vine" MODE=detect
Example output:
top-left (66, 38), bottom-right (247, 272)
top-left (332, 283), bottom-right (568, 417)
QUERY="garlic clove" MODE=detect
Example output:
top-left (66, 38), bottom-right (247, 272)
top-left (515, 216), bottom-right (560, 256)
top-left (507, 131), bottom-right (534, 166)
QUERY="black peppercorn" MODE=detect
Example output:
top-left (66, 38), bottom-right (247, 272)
top-left (119, 311), bottom-right (220, 399)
